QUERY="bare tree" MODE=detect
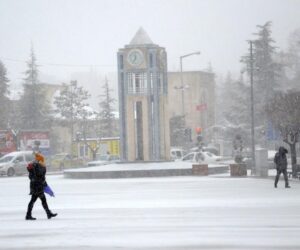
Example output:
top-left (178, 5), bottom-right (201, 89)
top-left (79, 117), bottom-right (100, 161)
top-left (266, 90), bottom-right (300, 176)
top-left (98, 77), bottom-right (116, 137)
top-left (54, 80), bottom-right (90, 141)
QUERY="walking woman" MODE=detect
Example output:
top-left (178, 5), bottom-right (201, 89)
top-left (25, 152), bottom-right (57, 220)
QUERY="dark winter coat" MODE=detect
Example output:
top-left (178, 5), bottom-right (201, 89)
top-left (274, 147), bottom-right (288, 171)
top-left (27, 161), bottom-right (47, 195)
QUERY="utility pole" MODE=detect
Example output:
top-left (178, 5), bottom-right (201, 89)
top-left (180, 58), bottom-right (185, 116)
top-left (70, 80), bottom-right (76, 145)
top-left (249, 41), bottom-right (256, 175)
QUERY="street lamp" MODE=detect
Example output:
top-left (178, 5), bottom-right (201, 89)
top-left (179, 51), bottom-right (201, 117)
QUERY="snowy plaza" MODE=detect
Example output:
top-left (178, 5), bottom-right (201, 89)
top-left (1, 172), bottom-right (300, 250)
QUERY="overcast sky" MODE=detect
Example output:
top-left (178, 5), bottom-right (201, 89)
top-left (1, 0), bottom-right (300, 90)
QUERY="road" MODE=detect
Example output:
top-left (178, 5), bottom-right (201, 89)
top-left (0, 174), bottom-right (300, 249)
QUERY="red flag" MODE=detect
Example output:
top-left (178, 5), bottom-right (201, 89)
top-left (196, 103), bottom-right (207, 111)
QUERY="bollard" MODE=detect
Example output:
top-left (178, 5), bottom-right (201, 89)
top-left (230, 163), bottom-right (247, 176)
top-left (192, 164), bottom-right (209, 176)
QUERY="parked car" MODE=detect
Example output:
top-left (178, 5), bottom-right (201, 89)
top-left (49, 153), bottom-right (84, 170)
top-left (202, 146), bottom-right (220, 156)
top-left (190, 146), bottom-right (219, 154)
top-left (87, 154), bottom-right (120, 167)
top-left (0, 151), bottom-right (34, 176)
top-left (178, 151), bottom-right (222, 164)
top-left (170, 148), bottom-right (187, 160)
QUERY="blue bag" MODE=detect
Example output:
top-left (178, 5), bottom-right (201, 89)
top-left (44, 185), bottom-right (55, 197)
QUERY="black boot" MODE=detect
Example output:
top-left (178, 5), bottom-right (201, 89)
top-left (25, 214), bottom-right (36, 220)
top-left (274, 174), bottom-right (279, 189)
top-left (26, 199), bottom-right (36, 220)
top-left (40, 194), bottom-right (57, 219)
top-left (47, 211), bottom-right (57, 219)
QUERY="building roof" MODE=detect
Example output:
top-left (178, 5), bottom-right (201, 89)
top-left (129, 27), bottom-right (154, 45)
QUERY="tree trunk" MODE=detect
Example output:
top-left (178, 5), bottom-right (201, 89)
top-left (289, 143), bottom-right (297, 177)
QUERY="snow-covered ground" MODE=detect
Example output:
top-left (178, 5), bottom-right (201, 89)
top-left (65, 161), bottom-right (194, 172)
top-left (1, 174), bottom-right (300, 249)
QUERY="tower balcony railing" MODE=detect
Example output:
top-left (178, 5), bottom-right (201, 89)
top-left (128, 87), bottom-right (148, 95)
top-left (127, 87), bottom-right (166, 95)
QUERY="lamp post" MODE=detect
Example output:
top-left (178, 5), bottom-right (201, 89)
top-left (179, 51), bottom-right (201, 118)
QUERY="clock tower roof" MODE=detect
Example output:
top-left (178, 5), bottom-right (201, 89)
top-left (129, 27), bottom-right (154, 45)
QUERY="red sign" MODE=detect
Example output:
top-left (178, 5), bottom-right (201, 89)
top-left (196, 103), bottom-right (207, 111)
top-left (19, 131), bottom-right (50, 151)
top-left (0, 130), bottom-right (16, 153)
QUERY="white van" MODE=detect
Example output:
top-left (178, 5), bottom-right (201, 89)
top-left (170, 148), bottom-right (186, 160)
top-left (0, 151), bottom-right (35, 176)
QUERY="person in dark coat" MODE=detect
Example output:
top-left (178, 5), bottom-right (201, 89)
top-left (27, 161), bottom-right (34, 195)
top-left (274, 146), bottom-right (291, 188)
top-left (25, 153), bottom-right (57, 220)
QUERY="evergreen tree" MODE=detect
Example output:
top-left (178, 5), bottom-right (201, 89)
top-left (221, 73), bottom-right (249, 126)
top-left (0, 60), bottom-right (10, 128)
top-left (216, 73), bottom-right (250, 144)
top-left (98, 78), bottom-right (116, 137)
top-left (253, 22), bottom-right (282, 98)
top-left (54, 80), bottom-right (91, 140)
top-left (19, 46), bottom-right (50, 129)
top-left (284, 28), bottom-right (300, 90)
top-left (241, 21), bottom-right (282, 126)
top-left (169, 115), bottom-right (186, 147)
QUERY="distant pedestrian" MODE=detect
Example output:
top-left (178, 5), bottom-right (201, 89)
top-left (274, 146), bottom-right (290, 188)
top-left (25, 152), bottom-right (57, 220)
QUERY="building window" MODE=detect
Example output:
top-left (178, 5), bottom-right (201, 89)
top-left (199, 91), bottom-right (208, 130)
top-left (127, 72), bottom-right (147, 94)
top-left (149, 53), bottom-right (153, 68)
top-left (119, 55), bottom-right (124, 70)
top-left (79, 144), bottom-right (88, 158)
top-left (150, 72), bottom-right (153, 93)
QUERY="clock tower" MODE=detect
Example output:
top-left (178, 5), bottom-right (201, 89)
top-left (117, 28), bottom-right (170, 161)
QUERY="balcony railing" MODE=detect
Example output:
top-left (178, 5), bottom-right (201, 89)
top-left (128, 87), bottom-right (148, 95)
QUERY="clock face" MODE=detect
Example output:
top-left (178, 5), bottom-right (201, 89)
top-left (127, 49), bottom-right (144, 66)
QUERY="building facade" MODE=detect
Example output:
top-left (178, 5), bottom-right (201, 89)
top-left (117, 28), bottom-right (170, 161)
top-left (168, 71), bottom-right (215, 141)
